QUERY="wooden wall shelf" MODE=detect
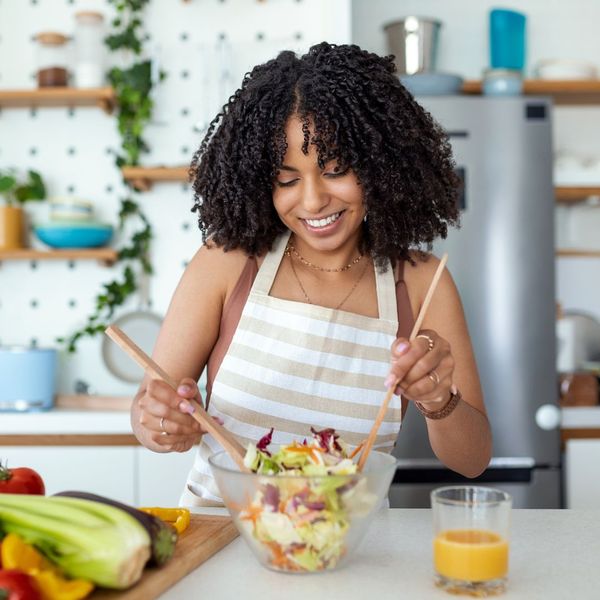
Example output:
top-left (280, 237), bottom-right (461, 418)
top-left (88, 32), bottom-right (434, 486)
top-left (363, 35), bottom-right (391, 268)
top-left (555, 186), bottom-right (600, 203)
top-left (556, 249), bottom-right (600, 258)
top-left (0, 87), bottom-right (115, 114)
top-left (121, 166), bottom-right (189, 191)
top-left (0, 248), bottom-right (118, 265)
top-left (462, 80), bottom-right (600, 105)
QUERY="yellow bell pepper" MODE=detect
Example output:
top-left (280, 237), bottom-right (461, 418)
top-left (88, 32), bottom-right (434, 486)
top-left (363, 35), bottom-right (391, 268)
top-left (1, 533), bottom-right (94, 600)
top-left (138, 507), bottom-right (191, 534)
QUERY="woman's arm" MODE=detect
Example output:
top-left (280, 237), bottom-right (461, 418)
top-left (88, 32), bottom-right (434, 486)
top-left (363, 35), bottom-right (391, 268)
top-left (130, 244), bottom-right (248, 453)
top-left (390, 255), bottom-right (492, 477)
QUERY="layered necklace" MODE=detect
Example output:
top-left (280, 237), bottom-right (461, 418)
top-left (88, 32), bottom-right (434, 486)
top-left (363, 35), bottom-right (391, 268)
top-left (284, 242), bottom-right (368, 310)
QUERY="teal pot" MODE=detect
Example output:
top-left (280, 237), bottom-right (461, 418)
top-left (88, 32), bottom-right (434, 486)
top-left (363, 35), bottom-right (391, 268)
top-left (0, 347), bottom-right (57, 411)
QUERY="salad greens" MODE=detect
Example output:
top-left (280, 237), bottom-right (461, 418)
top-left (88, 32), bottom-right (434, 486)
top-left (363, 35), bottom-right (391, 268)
top-left (240, 428), bottom-right (374, 572)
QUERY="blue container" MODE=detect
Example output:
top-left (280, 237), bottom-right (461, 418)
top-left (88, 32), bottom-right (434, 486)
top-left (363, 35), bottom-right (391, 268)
top-left (0, 347), bottom-right (57, 411)
top-left (490, 8), bottom-right (526, 71)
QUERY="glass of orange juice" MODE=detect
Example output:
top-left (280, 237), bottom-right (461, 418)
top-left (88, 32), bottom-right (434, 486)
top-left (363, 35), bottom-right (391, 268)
top-left (431, 486), bottom-right (512, 596)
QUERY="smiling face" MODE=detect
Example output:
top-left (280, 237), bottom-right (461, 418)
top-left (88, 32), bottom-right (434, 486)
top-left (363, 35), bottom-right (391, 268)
top-left (272, 116), bottom-right (366, 258)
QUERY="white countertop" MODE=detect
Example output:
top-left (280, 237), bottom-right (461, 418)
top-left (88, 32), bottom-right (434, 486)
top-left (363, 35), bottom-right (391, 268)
top-left (2, 406), bottom-right (599, 435)
top-left (163, 508), bottom-right (600, 600)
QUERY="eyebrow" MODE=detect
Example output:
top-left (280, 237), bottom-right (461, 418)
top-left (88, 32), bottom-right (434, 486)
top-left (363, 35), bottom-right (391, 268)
top-left (279, 164), bottom-right (299, 172)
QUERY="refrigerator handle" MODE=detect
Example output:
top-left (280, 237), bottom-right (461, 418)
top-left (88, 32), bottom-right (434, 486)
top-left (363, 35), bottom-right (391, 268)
top-left (535, 404), bottom-right (561, 430)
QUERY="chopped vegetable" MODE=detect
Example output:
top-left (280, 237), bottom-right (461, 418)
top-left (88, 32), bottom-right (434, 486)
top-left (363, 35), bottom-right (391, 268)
top-left (0, 465), bottom-right (44, 496)
top-left (239, 428), bottom-right (376, 572)
top-left (0, 494), bottom-right (150, 589)
top-left (1, 534), bottom-right (93, 600)
top-left (54, 492), bottom-right (177, 567)
top-left (0, 570), bottom-right (41, 600)
top-left (138, 508), bottom-right (190, 534)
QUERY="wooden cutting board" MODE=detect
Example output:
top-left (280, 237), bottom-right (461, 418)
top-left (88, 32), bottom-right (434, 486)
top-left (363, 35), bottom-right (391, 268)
top-left (92, 514), bottom-right (239, 599)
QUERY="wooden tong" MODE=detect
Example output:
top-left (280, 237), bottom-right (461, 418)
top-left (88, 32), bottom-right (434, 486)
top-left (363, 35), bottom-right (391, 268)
top-left (357, 253), bottom-right (449, 470)
top-left (105, 325), bottom-right (248, 471)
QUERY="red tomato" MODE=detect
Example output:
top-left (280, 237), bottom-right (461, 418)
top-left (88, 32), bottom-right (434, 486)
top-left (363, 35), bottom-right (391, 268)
top-left (0, 465), bottom-right (45, 495)
top-left (0, 570), bottom-right (41, 600)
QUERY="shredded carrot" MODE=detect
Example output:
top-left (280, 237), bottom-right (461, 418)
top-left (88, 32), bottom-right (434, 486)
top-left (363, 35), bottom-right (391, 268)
top-left (349, 439), bottom-right (367, 460)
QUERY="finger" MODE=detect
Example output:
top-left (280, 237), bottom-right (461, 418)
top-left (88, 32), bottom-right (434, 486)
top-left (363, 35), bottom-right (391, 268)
top-left (385, 336), bottom-right (432, 390)
top-left (150, 431), bottom-right (203, 449)
top-left (140, 381), bottom-right (202, 433)
top-left (404, 373), bottom-right (453, 403)
top-left (401, 349), bottom-right (453, 388)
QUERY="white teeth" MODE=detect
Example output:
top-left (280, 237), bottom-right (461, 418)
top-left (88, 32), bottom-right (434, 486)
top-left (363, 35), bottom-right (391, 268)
top-left (305, 212), bottom-right (342, 228)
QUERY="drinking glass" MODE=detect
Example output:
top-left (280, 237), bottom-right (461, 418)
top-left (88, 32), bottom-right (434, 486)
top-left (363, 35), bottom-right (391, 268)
top-left (431, 486), bottom-right (512, 596)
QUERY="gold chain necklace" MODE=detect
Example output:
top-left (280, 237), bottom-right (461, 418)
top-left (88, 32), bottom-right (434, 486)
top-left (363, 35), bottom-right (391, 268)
top-left (285, 242), bottom-right (363, 272)
top-left (288, 253), bottom-right (369, 310)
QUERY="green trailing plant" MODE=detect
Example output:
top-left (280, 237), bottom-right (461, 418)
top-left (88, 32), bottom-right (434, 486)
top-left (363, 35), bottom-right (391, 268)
top-left (0, 169), bottom-right (46, 205)
top-left (60, 0), bottom-right (162, 352)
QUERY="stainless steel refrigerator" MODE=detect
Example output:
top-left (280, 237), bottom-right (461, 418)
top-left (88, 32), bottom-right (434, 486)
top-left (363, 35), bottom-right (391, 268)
top-left (389, 96), bottom-right (561, 508)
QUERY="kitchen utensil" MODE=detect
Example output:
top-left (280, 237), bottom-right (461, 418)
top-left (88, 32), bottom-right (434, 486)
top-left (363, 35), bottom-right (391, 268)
top-left (35, 221), bottom-right (112, 248)
top-left (383, 17), bottom-right (442, 75)
top-left (399, 72), bottom-right (463, 96)
top-left (358, 253), bottom-right (448, 470)
top-left (489, 8), bottom-right (526, 71)
top-left (91, 515), bottom-right (237, 600)
top-left (208, 448), bottom-right (397, 573)
top-left (104, 325), bottom-right (248, 469)
top-left (0, 347), bottom-right (57, 411)
top-left (101, 273), bottom-right (163, 383)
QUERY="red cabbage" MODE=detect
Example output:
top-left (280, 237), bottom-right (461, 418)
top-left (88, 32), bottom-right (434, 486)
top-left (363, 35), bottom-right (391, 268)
top-left (257, 427), bottom-right (274, 456)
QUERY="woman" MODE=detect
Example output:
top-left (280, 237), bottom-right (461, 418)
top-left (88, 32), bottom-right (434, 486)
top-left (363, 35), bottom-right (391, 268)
top-left (131, 42), bottom-right (492, 506)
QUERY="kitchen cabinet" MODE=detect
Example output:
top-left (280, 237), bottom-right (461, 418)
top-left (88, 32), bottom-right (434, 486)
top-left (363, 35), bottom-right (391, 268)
top-left (565, 439), bottom-right (600, 508)
top-left (0, 444), bottom-right (195, 506)
top-left (0, 446), bottom-right (136, 503)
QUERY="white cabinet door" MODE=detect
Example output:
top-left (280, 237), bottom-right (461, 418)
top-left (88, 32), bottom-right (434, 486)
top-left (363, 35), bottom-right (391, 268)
top-left (565, 439), bottom-right (600, 509)
top-left (136, 447), bottom-right (196, 506)
top-left (0, 446), bottom-right (136, 504)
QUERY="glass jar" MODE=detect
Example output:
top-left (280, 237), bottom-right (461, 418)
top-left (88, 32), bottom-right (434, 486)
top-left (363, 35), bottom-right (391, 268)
top-left (482, 68), bottom-right (523, 96)
top-left (35, 32), bottom-right (69, 87)
top-left (73, 11), bottom-right (106, 88)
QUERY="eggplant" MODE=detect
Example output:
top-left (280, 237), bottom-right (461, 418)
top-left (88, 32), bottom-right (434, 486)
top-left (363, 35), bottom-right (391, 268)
top-left (54, 490), bottom-right (177, 567)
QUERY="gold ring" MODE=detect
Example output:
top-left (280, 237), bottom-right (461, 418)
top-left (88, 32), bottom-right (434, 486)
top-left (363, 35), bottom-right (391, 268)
top-left (416, 333), bottom-right (434, 352)
top-left (428, 370), bottom-right (440, 387)
top-left (160, 417), bottom-right (168, 436)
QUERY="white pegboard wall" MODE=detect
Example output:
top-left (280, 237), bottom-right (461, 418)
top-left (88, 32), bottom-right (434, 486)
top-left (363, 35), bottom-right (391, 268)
top-left (0, 0), bottom-right (351, 396)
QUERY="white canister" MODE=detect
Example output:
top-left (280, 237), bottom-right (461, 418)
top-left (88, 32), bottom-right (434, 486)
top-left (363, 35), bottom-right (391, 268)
top-left (74, 11), bottom-right (106, 88)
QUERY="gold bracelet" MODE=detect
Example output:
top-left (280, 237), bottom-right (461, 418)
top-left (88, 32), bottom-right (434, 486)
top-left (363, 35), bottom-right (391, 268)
top-left (415, 390), bottom-right (461, 420)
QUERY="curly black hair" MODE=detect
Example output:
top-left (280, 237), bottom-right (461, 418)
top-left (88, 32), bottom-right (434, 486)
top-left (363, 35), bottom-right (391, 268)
top-left (190, 41), bottom-right (459, 269)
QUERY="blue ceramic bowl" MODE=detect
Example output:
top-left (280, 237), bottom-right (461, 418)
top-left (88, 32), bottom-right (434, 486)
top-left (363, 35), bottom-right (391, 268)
top-left (399, 72), bottom-right (464, 96)
top-left (35, 222), bottom-right (113, 249)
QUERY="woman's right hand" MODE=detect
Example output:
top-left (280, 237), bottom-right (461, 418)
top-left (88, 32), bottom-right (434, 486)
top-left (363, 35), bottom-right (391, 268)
top-left (134, 377), bottom-right (219, 453)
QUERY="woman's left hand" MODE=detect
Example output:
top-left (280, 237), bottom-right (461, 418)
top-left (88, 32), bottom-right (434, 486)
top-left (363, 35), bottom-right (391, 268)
top-left (385, 329), bottom-right (455, 410)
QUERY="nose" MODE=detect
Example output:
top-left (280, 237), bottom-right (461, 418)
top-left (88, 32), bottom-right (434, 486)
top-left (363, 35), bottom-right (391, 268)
top-left (300, 177), bottom-right (330, 214)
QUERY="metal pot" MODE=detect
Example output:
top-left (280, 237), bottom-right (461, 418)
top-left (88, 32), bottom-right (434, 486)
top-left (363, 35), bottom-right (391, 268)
top-left (0, 346), bottom-right (57, 411)
top-left (383, 16), bottom-right (442, 75)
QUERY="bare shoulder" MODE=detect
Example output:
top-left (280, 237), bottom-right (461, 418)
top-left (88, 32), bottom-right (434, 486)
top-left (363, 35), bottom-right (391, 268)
top-left (403, 251), bottom-right (460, 316)
top-left (184, 242), bottom-right (253, 304)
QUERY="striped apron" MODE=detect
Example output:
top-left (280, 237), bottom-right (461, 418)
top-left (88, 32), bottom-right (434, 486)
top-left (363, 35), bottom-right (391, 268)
top-left (180, 231), bottom-right (402, 506)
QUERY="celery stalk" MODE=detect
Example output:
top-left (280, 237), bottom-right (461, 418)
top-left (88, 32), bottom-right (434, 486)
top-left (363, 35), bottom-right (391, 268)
top-left (0, 494), bottom-right (151, 589)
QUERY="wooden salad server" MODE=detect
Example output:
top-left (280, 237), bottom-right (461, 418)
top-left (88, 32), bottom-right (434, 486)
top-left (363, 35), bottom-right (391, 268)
top-left (105, 325), bottom-right (249, 472)
top-left (357, 253), bottom-right (449, 470)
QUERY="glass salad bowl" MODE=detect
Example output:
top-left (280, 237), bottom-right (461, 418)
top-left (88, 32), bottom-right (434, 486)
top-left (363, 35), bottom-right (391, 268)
top-left (209, 448), bottom-right (397, 573)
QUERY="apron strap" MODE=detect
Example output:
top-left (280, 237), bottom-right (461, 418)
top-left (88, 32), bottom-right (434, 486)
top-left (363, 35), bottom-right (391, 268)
top-left (251, 231), bottom-right (291, 296)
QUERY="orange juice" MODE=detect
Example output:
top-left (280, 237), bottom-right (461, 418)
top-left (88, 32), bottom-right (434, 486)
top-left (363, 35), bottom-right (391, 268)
top-left (434, 529), bottom-right (508, 582)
